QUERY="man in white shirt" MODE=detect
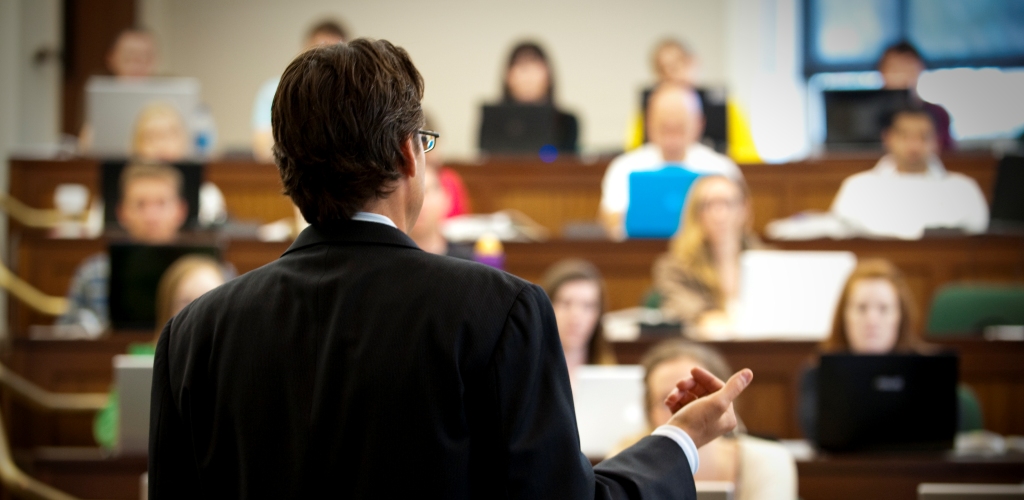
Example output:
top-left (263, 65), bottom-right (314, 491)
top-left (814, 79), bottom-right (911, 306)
top-left (600, 84), bottom-right (742, 239)
top-left (831, 107), bottom-right (989, 239)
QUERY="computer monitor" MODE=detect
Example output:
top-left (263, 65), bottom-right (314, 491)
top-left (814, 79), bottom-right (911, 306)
top-left (823, 89), bottom-right (911, 150)
top-left (85, 76), bottom-right (200, 158)
top-left (101, 160), bottom-right (204, 231)
top-left (573, 365), bottom-right (647, 458)
top-left (733, 250), bottom-right (857, 340)
top-left (478, 103), bottom-right (557, 154)
top-left (817, 354), bottom-right (958, 452)
top-left (625, 167), bottom-right (702, 238)
top-left (108, 242), bottom-right (220, 331)
top-left (115, 354), bottom-right (154, 456)
top-left (989, 155), bottom-right (1024, 232)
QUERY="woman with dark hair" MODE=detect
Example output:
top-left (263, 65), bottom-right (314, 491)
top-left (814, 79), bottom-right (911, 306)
top-left (480, 41), bottom-right (579, 153)
top-left (541, 259), bottom-right (615, 381)
top-left (799, 259), bottom-right (983, 441)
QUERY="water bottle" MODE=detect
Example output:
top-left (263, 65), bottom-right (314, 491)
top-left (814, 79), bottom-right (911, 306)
top-left (192, 103), bottom-right (217, 159)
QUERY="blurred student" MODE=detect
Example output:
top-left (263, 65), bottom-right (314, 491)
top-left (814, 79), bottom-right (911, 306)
top-left (479, 41), bottom-right (579, 153)
top-left (601, 84), bottom-right (741, 239)
top-left (541, 260), bottom-right (616, 382)
top-left (652, 176), bottom-right (759, 338)
top-left (130, 103), bottom-right (227, 226)
top-left (626, 39), bottom-right (701, 150)
top-left (878, 41), bottom-right (954, 151)
top-left (56, 163), bottom-right (189, 334)
top-left (798, 259), bottom-right (983, 441)
top-left (252, 19), bottom-right (348, 162)
top-left (611, 340), bottom-right (797, 500)
top-left (423, 114), bottom-right (471, 218)
top-left (830, 107), bottom-right (988, 239)
top-left (94, 254), bottom-right (227, 448)
top-left (409, 164), bottom-right (473, 259)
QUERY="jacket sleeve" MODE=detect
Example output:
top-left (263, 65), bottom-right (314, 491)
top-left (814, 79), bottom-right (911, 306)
top-left (491, 283), bottom-right (695, 500)
top-left (148, 320), bottom-right (200, 498)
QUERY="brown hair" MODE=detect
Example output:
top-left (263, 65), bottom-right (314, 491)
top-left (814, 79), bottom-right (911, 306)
top-left (668, 175), bottom-right (756, 309)
top-left (119, 162), bottom-right (183, 199)
top-left (823, 258), bottom-right (921, 353)
top-left (502, 41), bottom-right (555, 103)
top-left (306, 19), bottom-right (348, 43)
top-left (639, 340), bottom-right (740, 431)
top-left (877, 41), bottom-right (925, 70)
top-left (154, 254), bottom-right (225, 339)
top-left (272, 39), bottom-right (425, 223)
top-left (541, 259), bottom-right (616, 365)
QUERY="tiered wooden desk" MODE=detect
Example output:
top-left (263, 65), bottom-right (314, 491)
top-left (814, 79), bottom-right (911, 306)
top-left (5, 154), bottom-right (1023, 499)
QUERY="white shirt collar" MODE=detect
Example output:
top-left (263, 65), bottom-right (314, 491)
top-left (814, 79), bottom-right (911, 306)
top-left (872, 154), bottom-right (947, 178)
top-left (351, 212), bottom-right (398, 229)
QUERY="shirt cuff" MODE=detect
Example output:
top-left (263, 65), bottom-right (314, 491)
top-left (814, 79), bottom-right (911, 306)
top-left (652, 425), bottom-right (699, 475)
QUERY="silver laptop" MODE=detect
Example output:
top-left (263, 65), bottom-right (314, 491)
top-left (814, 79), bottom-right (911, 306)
top-left (573, 365), bottom-right (646, 458)
top-left (115, 354), bottom-right (155, 456)
top-left (86, 76), bottom-right (200, 157)
top-left (733, 250), bottom-right (857, 340)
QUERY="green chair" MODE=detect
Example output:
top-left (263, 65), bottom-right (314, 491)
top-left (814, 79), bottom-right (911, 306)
top-left (926, 284), bottom-right (1024, 337)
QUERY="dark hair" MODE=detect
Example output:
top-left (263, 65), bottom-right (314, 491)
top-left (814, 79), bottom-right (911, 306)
top-left (272, 39), bottom-right (425, 223)
top-left (881, 105), bottom-right (935, 133)
top-left (541, 259), bottom-right (615, 365)
top-left (878, 41), bottom-right (925, 70)
top-left (306, 19), bottom-right (348, 43)
top-left (502, 41), bottom-right (554, 103)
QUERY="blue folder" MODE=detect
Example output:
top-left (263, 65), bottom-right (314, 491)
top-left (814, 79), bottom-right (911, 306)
top-left (624, 166), bottom-right (701, 238)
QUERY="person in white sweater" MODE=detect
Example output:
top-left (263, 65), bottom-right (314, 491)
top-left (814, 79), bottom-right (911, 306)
top-left (831, 107), bottom-right (989, 239)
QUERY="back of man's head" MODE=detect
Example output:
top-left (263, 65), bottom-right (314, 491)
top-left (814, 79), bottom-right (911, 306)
top-left (273, 39), bottom-right (425, 224)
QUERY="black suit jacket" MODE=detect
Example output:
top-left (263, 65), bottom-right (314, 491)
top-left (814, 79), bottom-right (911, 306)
top-left (149, 219), bottom-right (695, 498)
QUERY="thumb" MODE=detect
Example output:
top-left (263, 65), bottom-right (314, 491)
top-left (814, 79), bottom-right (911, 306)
top-left (715, 369), bottom-right (753, 405)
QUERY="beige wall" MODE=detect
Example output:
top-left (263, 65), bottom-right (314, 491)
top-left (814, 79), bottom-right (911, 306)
top-left (140, 0), bottom-right (730, 160)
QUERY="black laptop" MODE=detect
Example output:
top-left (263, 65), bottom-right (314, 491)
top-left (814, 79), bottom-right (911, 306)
top-left (108, 242), bottom-right (221, 331)
top-left (478, 104), bottom-right (557, 154)
top-left (823, 89), bottom-right (911, 150)
top-left (817, 354), bottom-right (958, 452)
top-left (989, 155), bottom-right (1024, 233)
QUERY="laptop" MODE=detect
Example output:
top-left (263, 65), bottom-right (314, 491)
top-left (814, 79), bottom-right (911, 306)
top-left (573, 365), bottom-right (647, 458)
top-left (101, 160), bottom-right (204, 230)
top-left (817, 354), bottom-right (958, 452)
top-left (478, 103), bottom-right (557, 154)
top-left (115, 354), bottom-right (155, 456)
top-left (624, 166), bottom-right (702, 238)
top-left (989, 155), bottom-right (1024, 233)
top-left (823, 89), bottom-right (911, 150)
top-left (86, 76), bottom-right (200, 158)
top-left (108, 242), bottom-right (221, 331)
top-left (733, 250), bottom-right (857, 340)
top-left (695, 482), bottom-right (735, 500)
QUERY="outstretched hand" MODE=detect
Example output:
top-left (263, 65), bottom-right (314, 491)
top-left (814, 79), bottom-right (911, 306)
top-left (666, 367), bottom-right (753, 449)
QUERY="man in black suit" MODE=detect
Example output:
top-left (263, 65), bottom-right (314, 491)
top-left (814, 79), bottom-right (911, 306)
top-left (149, 39), bottom-right (753, 498)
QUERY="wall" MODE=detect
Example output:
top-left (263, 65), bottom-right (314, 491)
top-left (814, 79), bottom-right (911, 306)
top-left (140, 0), bottom-right (731, 160)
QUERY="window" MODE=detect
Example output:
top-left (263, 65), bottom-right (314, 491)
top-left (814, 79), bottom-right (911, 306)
top-left (803, 0), bottom-right (1024, 76)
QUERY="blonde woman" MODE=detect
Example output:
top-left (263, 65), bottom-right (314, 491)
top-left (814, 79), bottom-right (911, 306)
top-left (611, 340), bottom-right (797, 500)
top-left (652, 175), bottom-right (760, 338)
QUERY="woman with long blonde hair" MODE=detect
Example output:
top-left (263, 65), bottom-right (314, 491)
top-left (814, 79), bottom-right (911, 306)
top-left (652, 175), bottom-right (759, 337)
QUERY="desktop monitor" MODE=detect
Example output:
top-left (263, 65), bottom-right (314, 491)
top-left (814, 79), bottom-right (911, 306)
top-left (101, 160), bottom-right (204, 231)
top-left (85, 76), bottom-right (200, 158)
top-left (625, 166), bottom-right (701, 238)
top-left (478, 103), bottom-right (558, 154)
top-left (823, 89), bottom-right (911, 150)
top-left (108, 242), bottom-right (220, 331)
top-left (817, 354), bottom-right (958, 452)
top-left (989, 155), bottom-right (1024, 232)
